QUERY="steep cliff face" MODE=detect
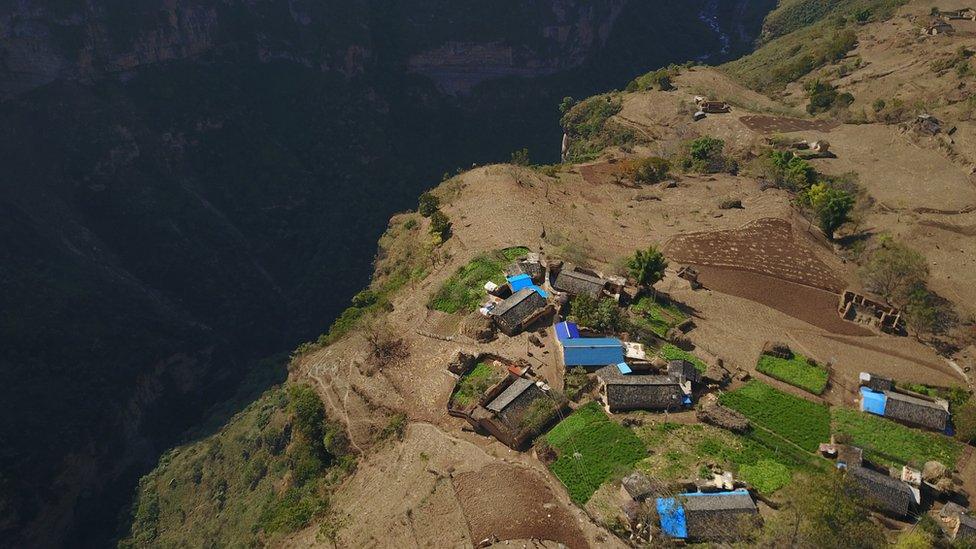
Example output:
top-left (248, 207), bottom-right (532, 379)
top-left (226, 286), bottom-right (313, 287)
top-left (0, 0), bottom-right (772, 546)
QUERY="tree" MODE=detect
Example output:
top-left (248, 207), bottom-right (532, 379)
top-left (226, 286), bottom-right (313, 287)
top-left (558, 96), bottom-right (577, 114)
top-left (757, 471), bottom-right (885, 549)
top-left (510, 147), bottom-right (531, 166)
top-left (681, 136), bottom-right (727, 173)
top-left (568, 293), bottom-right (621, 333)
top-left (429, 210), bottom-right (451, 240)
top-left (859, 238), bottom-right (929, 304)
top-left (803, 183), bottom-right (854, 239)
top-left (952, 398), bottom-right (976, 444)
top-left (626, 246), bottom-right (668, 292)
top-left (418, 191), bottom-right (440, 217)
top-left (628, 157), bottom-right (670, 184)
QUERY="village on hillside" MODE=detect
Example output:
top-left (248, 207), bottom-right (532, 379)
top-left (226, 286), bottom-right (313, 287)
top-left (437, 244), bottom-right (973, 545)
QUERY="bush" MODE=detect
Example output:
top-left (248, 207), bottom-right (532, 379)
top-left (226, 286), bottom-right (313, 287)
top-left (805, 80), bottom-right (852, 115)
top-left (679, 136), bottom-right (728, 173)
top-left (510, 148), bottom-right (531, 166)
top-left (628, 157), bottom-right (671, 184)
top-left (859, 237), bottom-right (929, 305)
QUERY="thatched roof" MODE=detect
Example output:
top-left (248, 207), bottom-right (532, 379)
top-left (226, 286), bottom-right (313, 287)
top-left (884, 391), bottom-right (949, 432)
top-left (847, 466), bottom-right (917, 517)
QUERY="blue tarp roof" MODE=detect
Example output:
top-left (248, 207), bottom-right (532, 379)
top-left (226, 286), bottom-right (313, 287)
top-left (555, 321), bottom-right (580, 341)
top-left (860, 387), bottom-right (887, 416)
top-left (659, 489), bottom-right (753, 538)
top-left (616, 362), bottom-right (632, 374)
top-left (507, 274), bottom-right (548, 298)
top-left (561, 337), bottom-right (624, 367)
top-left (656, 497), bottom-right (688, 539)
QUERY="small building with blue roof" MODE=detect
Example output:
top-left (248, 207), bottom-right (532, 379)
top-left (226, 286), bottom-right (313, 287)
top-left (559, 337), bottom-right (625, 368)
top-left (506, 273), bottom-right (548, 298)
top-left (657, 489), bottom-right (759, 541)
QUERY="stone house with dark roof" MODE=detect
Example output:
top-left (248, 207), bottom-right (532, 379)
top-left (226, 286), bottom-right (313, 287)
top-left (668, 359), bottom-right (702, 385)
top-left (657, 490), bottom-right (760, 541)
top-left (846, 466), bottom-right (919, 518)
top-left (466, 375), bottom-right (567, 449)
top-left (489, 287), bottom-right (548, 336)
top-left (596, 366), bottom-right (687, 413)
top-left (553, 266), bottom-right (607, 298)
top-left (883, 391), bottom-right (950, 432)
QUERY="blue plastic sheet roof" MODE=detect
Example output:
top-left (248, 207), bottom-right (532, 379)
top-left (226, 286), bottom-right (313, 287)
top-left (555, 321), bottom-right (580, 341)
top-left (656, 497), bottom-right (688, 539)
top-left (507, 274), bottom-right (548, 298)
top-left (561, 337), bottom-right (624, 367)
top-left (860, 387), bottom-right (887, 416)
top-left (616, 362), bottom-right (632, 374)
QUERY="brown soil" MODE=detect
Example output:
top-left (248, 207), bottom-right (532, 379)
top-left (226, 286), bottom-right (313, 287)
top-left (739, 115), bottom-right (839, 133)
top-left (665, 217), bottom-right (845, 292)
top-left (693, 266), bottom-right (871, 336)
top-left (454, 463), bottom-right (590, 549)
top-left (578, 160), bottom-right (632, 186)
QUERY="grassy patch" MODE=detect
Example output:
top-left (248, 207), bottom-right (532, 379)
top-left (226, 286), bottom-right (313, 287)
top-left (633, 422), bottom-right (806, 494)
top-left (831, 408), bottom-right (963, 468)
top-left (546, 403), bottom-right (646, 504)
top-left (658, 344), bottom-right (707, 373)
top-left (720, 381), bottom-right (829, 452)
top-left (630, 297), bottom-right (687, 338)
top-left (452, 362), bottom-right (504, 407)
top-left (756, 353), bottom-right (829, 395)
top-left (428, 247), bottom-right (529, 314)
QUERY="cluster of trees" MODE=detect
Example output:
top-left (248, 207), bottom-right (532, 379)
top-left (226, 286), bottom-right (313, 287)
top-left (679, 136), bottom-right (734, 174)
top-left (418, 191), bottom-right (451, 241)
top-left (568, 245), bottom-right (667, 332)
top-left (805, 79), bottom-right (854, 115)
top-left (859, 236), bottom-right (953, 335)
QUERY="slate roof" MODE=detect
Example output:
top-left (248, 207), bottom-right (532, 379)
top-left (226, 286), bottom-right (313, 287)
top-left (553, 268), bottom-right (606, 297)
top-left (668, 359), bottom-right (702, 384)
top-left (681, 491), bottom-right (758, 541)
top-left (884, 391), bottom-right (949, 431)
top-left (847, 466), bottom-right (917, 517)
top-left (957, 514), bottom-right (976, 541)
top-left (597, 366), bottom-right (684, 412)
top-left (491, 288), bottom-right (547, 334)
top-left (486, 378), bottom-right (534, 413)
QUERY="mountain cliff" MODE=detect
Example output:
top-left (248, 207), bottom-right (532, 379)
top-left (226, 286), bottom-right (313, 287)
top-left (0, 0), bottom-right (774, 546)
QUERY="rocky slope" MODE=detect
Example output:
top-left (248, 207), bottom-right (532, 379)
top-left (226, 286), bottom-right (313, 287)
top-left (0, 0), bottom-right (774, 546)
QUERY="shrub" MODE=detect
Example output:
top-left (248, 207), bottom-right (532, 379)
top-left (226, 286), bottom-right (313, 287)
top-left (628, 157), bottom-right (671, 184)
top-left (859, 237), bottom-right (929, 305)
top-left (805, 80), bottom-right (852, 115)
top-left (680, 136), bottom-right (728, 173)
top-left (510, 148), bottom-right (531, 166)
